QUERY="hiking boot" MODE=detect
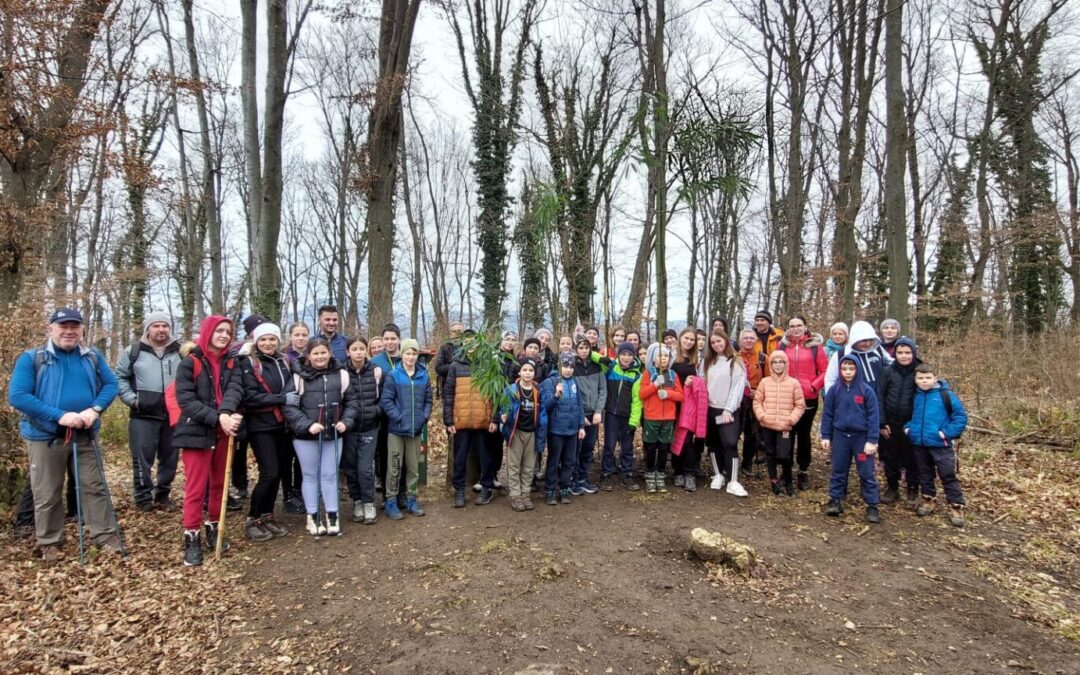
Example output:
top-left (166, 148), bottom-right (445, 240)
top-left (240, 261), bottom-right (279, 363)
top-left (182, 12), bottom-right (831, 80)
top-left (96, 534), bottom-right (124, 554)
top-left (326, 512), bottom-right (341, 535)
top-left (203, 522), bottom-right (229, 553)
top-left (306, 514), bottom-right (322, 536)
top-left (155, 495), bottom-right (177, 512)
top-left (352, 502), bottom-right (365, 522)
top-left (948, 504), bottom-right (965, 528)
top-left (226, 495), bottom-right (242, 512)
top-left (384, 499), bottom-right (404, 521)
top-left (522, 496), bottom-right (535, 510)
top-left (560, 488), bottom-right (572, 504)
top-left (510, 497), bottom-right (526, 512)
top-left (600, 475), bottom-right (614, 492)
top-left (881, 486), bottom-right (899, 504)
top-left (182, 530), bottom-right (202, 567)
top-left (405, 497), bottom-right (425, 517)
top-left (261, 515), bottom-right (288, 537)
top-left (906, 486), bottom-right (919, 506)
top-left (453, 489), bottom-right (466, 508)
top-left (866, 506), bottom-right (881, 524)
top-left (476, 488), bottom-right (494, 506)
top-left (770, 480), bottom-right (782, 496)
top-left (136, 501), bottom-right (156, 513)
top-left (39, 544), bottom-right (63, 564)
top-left (621, 476), bottom-right (640, 491)
top-left (284, 493), bottom-right (305, 514)
top-left (916, 497), bottom-right (936, 517)
top-left (245, 517), bottom-right (273, 542)
top-left (797, 472), bottom-right (810, 491)
top-left (684, 474), bottom-right (696, 492)
top-left (362, 503), bottom-right (377, 524)
top-left (656, 474), bottom-right (669, 493)
top-left (645, 472), bottom-right (658, 494)
top-left (674, 474), bottom-right (685, 488)
top-left (784, 480), bottom-right (796, 497)
top-left (545, 490), bottom-right (558, 506)
top-left (825, 499), bottom-right (844, 517)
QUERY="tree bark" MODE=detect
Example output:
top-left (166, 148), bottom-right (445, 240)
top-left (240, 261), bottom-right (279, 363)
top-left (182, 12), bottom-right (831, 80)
top-left (884, 0), bottom-right (909, 329)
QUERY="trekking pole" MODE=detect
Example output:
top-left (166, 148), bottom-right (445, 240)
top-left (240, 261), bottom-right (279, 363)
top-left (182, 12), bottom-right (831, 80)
top-left (330, 402), bottom-right (341, 523)
top-left (68, 429), bottom-right (86, 565)
top-left (216, 435), bottom-right (236, 560)
top-left (89, 436), bottom-right (128, 558)
top-left (316, 404), bottom-right (326, 530)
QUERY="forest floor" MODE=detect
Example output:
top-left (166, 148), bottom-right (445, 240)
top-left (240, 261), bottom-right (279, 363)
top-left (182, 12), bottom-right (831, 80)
top-left (1, 430), bottom-right (1078, 674)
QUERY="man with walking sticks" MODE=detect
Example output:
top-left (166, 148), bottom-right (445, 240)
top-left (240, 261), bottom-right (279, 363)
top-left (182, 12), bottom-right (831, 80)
top-left (8, 308), bottom-right (122, 564)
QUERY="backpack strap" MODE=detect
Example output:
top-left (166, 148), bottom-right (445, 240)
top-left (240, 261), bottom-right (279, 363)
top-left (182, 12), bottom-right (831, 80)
top-left (293, 373), bottom-right (304, 396)
top-left (940, 389), bottom-right (953, 417)
top-left (338, 369), bottom-right (350, 397)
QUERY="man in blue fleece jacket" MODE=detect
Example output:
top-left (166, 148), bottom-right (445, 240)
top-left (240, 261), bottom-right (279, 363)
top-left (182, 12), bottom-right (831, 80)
top-left (8, 308), bottom-right (120, 562)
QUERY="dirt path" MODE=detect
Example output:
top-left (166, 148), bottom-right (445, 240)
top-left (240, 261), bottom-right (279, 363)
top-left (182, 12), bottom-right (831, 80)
top-left (228, 465), bottom-right (1080, 674)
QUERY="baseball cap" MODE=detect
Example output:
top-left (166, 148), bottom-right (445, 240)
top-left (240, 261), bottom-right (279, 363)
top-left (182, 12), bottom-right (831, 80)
top-left (49, 308), bottom-right (84, 325)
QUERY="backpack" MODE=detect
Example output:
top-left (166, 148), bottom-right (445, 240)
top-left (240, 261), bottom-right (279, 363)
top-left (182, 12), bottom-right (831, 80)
top-left (939, 389), bottom-right (953, 417)
top-left (23, 347), bottom-right (102, 431)
top-left (292, 369), bottom-right (351, 423)
top-left (248, 355), bottom-right (286, 423)
top-left (165, 357), bottom-right (200, 427)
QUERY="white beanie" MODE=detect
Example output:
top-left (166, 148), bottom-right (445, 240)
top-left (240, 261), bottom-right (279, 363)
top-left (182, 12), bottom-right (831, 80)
top-left (830, 322), bottom-right (849, 338)
top-left (251, 322), bottom-right (282, 343)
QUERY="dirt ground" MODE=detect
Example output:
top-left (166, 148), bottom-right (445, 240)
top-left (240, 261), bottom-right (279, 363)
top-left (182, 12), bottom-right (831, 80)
top-left (225, 452), bottom-right (1080, 675)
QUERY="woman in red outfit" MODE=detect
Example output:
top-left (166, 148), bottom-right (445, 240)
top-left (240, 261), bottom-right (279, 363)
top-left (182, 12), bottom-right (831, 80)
top-left (778, 315), bottom-right (828, 491)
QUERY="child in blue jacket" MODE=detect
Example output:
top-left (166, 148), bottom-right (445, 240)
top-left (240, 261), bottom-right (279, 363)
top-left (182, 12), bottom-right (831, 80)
top-left (540, 352), bottom-right (586, 506)
top-left (905, 363), bottom-right (969, 527)
top-left (821, 354), bottom-right (881, 523)
top-left (379, 339), bottom-right (432, 520)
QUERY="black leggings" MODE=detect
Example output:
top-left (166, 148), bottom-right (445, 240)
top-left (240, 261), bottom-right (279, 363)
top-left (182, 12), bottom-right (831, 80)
top-left (761, 428), bottom-right (793, 483)
top-left (706, 406), bottom-right (741, 478)
top-left (644, 442), bottom-right (671, 472)
top-left (792, 400), bottom-right (818, 472)
top-left (249, 429), bottom-right (292, 517)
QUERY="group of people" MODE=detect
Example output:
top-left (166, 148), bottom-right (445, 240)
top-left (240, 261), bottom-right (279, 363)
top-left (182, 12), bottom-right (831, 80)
top-left (8, 304), bottom-right (970, 568)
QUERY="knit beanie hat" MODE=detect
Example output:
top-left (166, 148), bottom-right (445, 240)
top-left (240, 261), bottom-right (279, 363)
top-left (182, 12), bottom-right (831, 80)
top-left (518, 358), bottom-right (538, 374)
top-left (534, 327), bottom-right (553, 340)
top-left (753, 310), bottom-right (773, 325)
top-left (242, 314), bottom-right (269, 336)
top-left (830, 322), bottom-right (849, 339)
top-left (251, 322), bottom-right (282, 343)
top-left (523, 337), bottom-right (541, 351)
top-left (616, 341), bottom-right (636, 357)
top-left (559, 351), bottom-right (575, 368)
top-left (501, 330), bottom-right (517, 341)
top-left (401, 338), bottom-right (419, 353)
top-left (880, 318), bottom-right (900, 331)
top-left (574, 334), bottom-right (590, 349)
top-left (143, 311), bottom-right (172, 335)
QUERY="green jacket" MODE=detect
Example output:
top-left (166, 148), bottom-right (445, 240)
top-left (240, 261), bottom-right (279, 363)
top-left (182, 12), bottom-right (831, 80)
top-left (590, 351), bottom-right (642, 427)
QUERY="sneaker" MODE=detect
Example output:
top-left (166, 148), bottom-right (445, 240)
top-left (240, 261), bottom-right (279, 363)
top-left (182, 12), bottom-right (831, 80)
top-left (226, 495), bottom-right (242, 512)
top-left (352, 502), bottom-right (365, 522)
top-left (405, 496), bottom-right (425, 516)
top-left (284, 493), bottom-right (305, 514)
top-left (600, 475), bottom-right (614, 492)
top-left (182, 531), bottom-right (202, 566)
top-left (326, 512), bottom-right (341, 535)
top-left (621, 476), bottom-right (640, 491)
top-left (522, 496), bottom-right (535, 510)
top-left (155, 495), bottom-right (177, 512)
top-left (136, 501), bottom-right (156, 513)
top-left (866, 505), bottom-right (881, 524)
top-left (453, 489), bottom-right (466, 508)
top-left (684, 474), bottom-right (697, 492)
top-left (906, 486), bottom-right (919, 506)
top-left (384, 499), bottom-right (404, 521)
top-left (709, 474), bottom-right (726, 491)
top-left (261, 516), bottom-right (288, 537)
top-left (784, 480), bottom-right (795, 497)
top-left (560, 488), bottom-right (572, 504)
top-left (306, 514), bottom-right (321, 536)
top-left (947, 504), bottom-right (965, 528)
top-left (473, 482), bottom-right (482, 493)
top-left (476, 488), bottom-right (494, 506)
top-left (245, 517), bottom-right (273, 541)
top-left (796, 472), bottom-right (810, 491)
top-left (510, 497), bottom-right (526, 512)
top-left (673, 474), bottom-right (685, 488)
top-left (363, 503), bottom-right (377, 524)
top-left (770, 480), bottom-right (782, 496)
top-left (726, 479), bottom-right (748, 498)
top-left (825, 499), bottom-right (843, 517)
top-left (645, 472), bottom-right (658, 494)
top-left (581, 481), bottom-right (599, 494)
top-left (916, 497), bottom-right (936, 517)
top-left (203, 522), bottom-right (230, 553)
top-left (545, 490), bottom-right (558, 506)
top-left (568, 484), bottom-right (585, 496)
top-left (656, 474), bottom-right (669, 493)
top-left (881, 486), bottom-right (899, 504)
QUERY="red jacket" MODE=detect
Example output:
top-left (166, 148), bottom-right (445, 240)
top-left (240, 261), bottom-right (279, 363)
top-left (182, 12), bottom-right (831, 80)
top-left (639, 369), bottom-right (684, 421)
top-left (780, 333), bottom-right (829, 401)
top-left (673, 375), bottom-right (708, 456)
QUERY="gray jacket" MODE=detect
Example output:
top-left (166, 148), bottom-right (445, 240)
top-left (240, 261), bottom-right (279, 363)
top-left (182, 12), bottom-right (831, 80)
top-left (573, 356), bottom-right (608, 415)
top-left (115, 339), bottom-right (182, 420)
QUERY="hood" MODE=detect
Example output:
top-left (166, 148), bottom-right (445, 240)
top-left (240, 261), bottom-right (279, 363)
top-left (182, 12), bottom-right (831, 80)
top-left (781, 332), bottom-right (824, 348)
top-left (645, 342), bottom-right (675, 380)
top-left (847, 321), bottom-right (880, 353)
top-left (196, 316), bottom-right (233, 357)
top-left (894, 336), bottom-right (918, 359)
top-left (838, 353), bottom-right (867, 387)
top-left (767, 349), bottom-right (792, 379)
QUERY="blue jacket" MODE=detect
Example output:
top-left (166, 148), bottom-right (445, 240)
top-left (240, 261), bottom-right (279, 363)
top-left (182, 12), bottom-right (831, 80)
top-left (9, 342), bottom-right (119, 441)
top-left (379, 364), bottom-right (432, 437)
top-left (539, 372), bottom-right (585, 437)
top-left (905, 380), bottom-right (968, 448)
top-left (497, 382), bottom-right (549, 454)
top-left (371, 351), bottom-right (402, 375)
top-left (317, 332), bottom-right (349, 363)
top-left (821, 355), bottom-right (880, 443)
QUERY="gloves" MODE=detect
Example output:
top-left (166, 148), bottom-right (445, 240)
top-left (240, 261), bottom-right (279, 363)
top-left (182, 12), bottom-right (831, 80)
top-left (285, 392), bottom-right (301, 407)
top-left (654, 374), bottom-right (665, 386)
top-left (657, 389), bottom-right (668, 400)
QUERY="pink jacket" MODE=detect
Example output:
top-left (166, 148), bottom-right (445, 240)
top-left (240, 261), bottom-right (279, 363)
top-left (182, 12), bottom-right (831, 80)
top-left (673, 376), bottom-right (708, 456)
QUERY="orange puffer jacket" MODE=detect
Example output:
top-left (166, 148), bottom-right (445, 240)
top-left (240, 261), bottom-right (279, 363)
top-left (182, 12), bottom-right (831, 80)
top-left (752, 352), bottom-right (806, 432)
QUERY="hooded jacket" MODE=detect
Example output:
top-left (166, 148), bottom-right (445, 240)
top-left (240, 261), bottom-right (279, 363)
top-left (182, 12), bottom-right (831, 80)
top-left (172, 316), bottom-right (244, 450)
top-left (639, 353), bottom-right (684, 422)
top-left (673, 375), bottom-right (708, 455)
top-left (573, 353), bottom-right (607, 415)
top-left (443, 355), bottom-right (493, 430)
top-left (590, 351), bottom-right (643, 426)
top-left (115, 314), bottom-right (182, 419)
top-left (379, 362), bottom-right (432, 437)
top-left (539, 371), bottom-right (586, 436)
top-left (904, 380), bottom-right (968, 447)
top-left (284, 357), bottom-right (359, 441)
top-left (823, 320), bottom-right (892, 393)
top-left (239, 350), bottom-right (294, 434)
top-left (750, 326), bottom-right (784, 369)
top-left (779, 332), bottom-right (829, 400)
top-left (821, 354), bottom-right (880, 442)
top-left (752, 351), bottom-right (806, 432)
top-left (346, 358), bottom-right (382, 432)
top-left (877, 336), bottom-right (922, 427)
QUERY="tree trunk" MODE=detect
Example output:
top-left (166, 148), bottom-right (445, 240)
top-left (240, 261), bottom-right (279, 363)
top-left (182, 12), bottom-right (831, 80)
top-left (884, 0), bottom-right (908, 329)
top-left (240, 0), bottom-right (264, 311)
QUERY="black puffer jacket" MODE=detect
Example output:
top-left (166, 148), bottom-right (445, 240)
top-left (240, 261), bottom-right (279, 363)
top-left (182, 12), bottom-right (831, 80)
top-left (239, 351), bottom-right (294, 434)
top-left (877, 337), bottom-right (921, 427)
top-left (172, 347), bottom-right (244, 450)
top-left (346, 359), bottom-right (381, 432)
top-left (284, 358), bottom-right (360, 441)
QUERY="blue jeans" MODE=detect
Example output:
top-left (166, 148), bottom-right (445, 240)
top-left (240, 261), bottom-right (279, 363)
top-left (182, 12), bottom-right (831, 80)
top-left (452, 429), bottom-right (494, 491)
top-left (602, 413), bottom-right (634, 476)
top-left (828, 431), bottom-right (879, 505)
top-left (913, 443), bottom-right (965, 505)
top-left (545, 433), bottom-right (577, 491)
top-left (574, 422), bottom-right (599, 484)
